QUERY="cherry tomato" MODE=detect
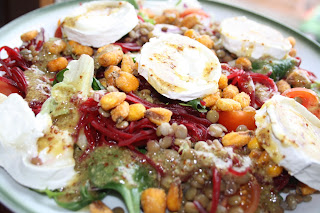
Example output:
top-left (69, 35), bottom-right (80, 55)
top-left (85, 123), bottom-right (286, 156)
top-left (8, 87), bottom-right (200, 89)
top-left (282, 88), bottom-right (319, 108)
top-left (180, 8), bottom-right (210, 18)
top-left (0, 78), bottom-right (19, 96)
top-left (218, 110), bottom-right (256, 132)
top-left (54, 24), bottom-right (62, 38)
top-left (282, 88), bottom-right (320, 119)
top-left (245, 179), bottom-right (261, 213)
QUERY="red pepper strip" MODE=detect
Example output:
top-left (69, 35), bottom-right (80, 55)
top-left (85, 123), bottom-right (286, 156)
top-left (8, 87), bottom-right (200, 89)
top-left (193, 200), bottom-right (208, 213)
top-left (228, 166), bottom-right (250, 177)
top-left (114, 42), bottom-right (141, 53)
top-left (211, 167), bottom-right (221, 213)
top-left (128, 145), bottom-right (165, 176)
top-left (249, 72), bottom-right (278, 92)
top-left (221, 63), bottom-right (241, 75)
top-left (137, 15), bottom-right (145, 22)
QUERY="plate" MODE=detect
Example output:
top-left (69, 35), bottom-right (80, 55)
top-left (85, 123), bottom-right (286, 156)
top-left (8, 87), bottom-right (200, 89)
top-left (0, 0), bottom-right (319, 212)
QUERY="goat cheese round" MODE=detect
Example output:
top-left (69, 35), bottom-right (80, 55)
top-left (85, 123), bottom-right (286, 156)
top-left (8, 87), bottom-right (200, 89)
top-left (62, 1), bottom-right (138, 48)
top-left (255, 95), bottom-right (320, 190)
top-left (220, 16), bottom-right (292, 59)
top-left (0, 94), bottom-right (76, 190)
top-left (138, 34), bottom-right (221, 102)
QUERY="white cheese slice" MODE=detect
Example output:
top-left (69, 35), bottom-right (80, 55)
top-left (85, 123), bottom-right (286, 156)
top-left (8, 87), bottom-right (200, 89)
top-left (144, 0), bottom-right (202, 16)
top-left (255, 95), bottom-right (320, 190)
top-left (0, 94), bottom-right (76, 190)
top-left (138, 34), bottom-right (221, 102)
top-left (220, 16), bottom-right (292, 59)
top-left (62, 1), bottom-right (138, 48)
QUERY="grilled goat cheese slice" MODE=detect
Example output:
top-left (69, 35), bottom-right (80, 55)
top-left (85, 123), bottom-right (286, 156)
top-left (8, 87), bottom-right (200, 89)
top-left (138, 34), bottom-right (221, 102)
top-left (0, 94), bottom-right (76, 190)
top-left (220, 16), bottom-right (292, 59)
top-left (62, 1), bottom-right (138, 48)
top-left (255, 95), bottom-right (320, 190)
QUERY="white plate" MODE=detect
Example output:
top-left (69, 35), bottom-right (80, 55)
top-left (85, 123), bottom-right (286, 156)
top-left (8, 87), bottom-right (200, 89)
top-left (0, 0), bottom-right (320, 212)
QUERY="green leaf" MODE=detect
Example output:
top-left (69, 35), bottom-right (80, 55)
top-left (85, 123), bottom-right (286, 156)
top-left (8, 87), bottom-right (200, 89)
top-left (88, 146), bottom-right (157, 213)
top-left (138, 12), bottom-right (155, 25)
top-left (33, 188), bottom-right (64, 199)
top-left (92, 77), bottom-right (105, 90)
top-left (252, 57), bottom-right (298, 81)
top-left (180, 98), bottom-right (207, 112)
top-left (175, 0), bottom-right (182, 6)
top-left (52, 68), bottom-right (68, 86)
top-left (120, 0), bottom-right (139, 9)
top-left (54, 182), bottom-right (106, 211)
top-left (311, 82), bottom-right (320, 98)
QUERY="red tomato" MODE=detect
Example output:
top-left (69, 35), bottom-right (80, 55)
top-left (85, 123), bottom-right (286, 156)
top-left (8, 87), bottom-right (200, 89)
top-left (218, 110), bottom-right (256, 132)
top-left (282, 88), bottom-right (320, 119)
top-left (0, 78), bottom-right (19, 96)
top-left (180, 8), bottom-right (210, 18)
top-left (245, 179), bottom-right (261, 213)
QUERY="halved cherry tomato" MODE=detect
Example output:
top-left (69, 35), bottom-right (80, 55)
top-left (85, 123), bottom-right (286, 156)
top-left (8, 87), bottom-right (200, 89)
top-left (245, 179), bottom-right (261, 213)
top-left (282, 88), bottom-right (318, 108)
top-left (282, 88), bottom-right (320, 119)
top-left (54, 20), bottom-right (62, 38)
top-left (0, 77), bottom-right (19, 96)
top-left (180, 8), bottom-right (210, 18)
top-left (218, 110), bottom-right (256, 132)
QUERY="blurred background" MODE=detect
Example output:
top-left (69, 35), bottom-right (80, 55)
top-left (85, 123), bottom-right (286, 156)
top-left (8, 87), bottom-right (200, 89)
top-left (0, 0), bottom-right (319, 42)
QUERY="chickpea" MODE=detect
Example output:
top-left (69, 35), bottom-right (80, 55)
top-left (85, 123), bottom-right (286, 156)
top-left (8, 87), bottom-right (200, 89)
top-left (68, 40), bottom-right (93, 56)
top-left (216, 98), bottom-right (242, 111)
top-left (115, 71), bottom-right (139, 92)
top-left (155, 9), bottom-right (179, 24)
top-left (100, 92), bottom-right (126, 111)
top-left (98, 45), bottom-right (123, 67)
top-left (196, 35), bottom-right (214, 49)
top-left (233, 92), bottom-right (251, 108)
top-left (145, 107), bottom-right (173, 125)
top-left (218, 74), bottom-right (228, 90)
top-left (104, 65), bottom-right (121, 87)
top-left (43, 38), bottom-right (67, 54)
top-left (20, 30), bottom-right (38, 42)
top-left (47, 57), bottom-right (68, 72)
top-left (222, 131), bottom-right (253, 147)
top-left (184, 29), bottom-right (200, 39)
top-left (222, 85), bottom-right (239, 99)
top-left (110, 101), bottom-right (129, 123)
top-left (287, 69), bottom-right (312, 88)
top-left (121, 54), bottom-right (135, 73)
top-left (180, 14), bottom-right (200, 29)
top-left (202, 91), bottom-right (221, 107)
top-left (235, 57), bottom-right (252, 70)
top-left (127, 103), bottom-right (146, 121)
top-left (276, 80), bottom-right (291, 94)
top-left (141, 188), bottom-right (166, 213)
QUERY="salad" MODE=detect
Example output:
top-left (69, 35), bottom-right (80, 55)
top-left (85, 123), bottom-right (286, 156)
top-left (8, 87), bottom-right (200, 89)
top-left (0, 0), bottom-right (320, 213)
